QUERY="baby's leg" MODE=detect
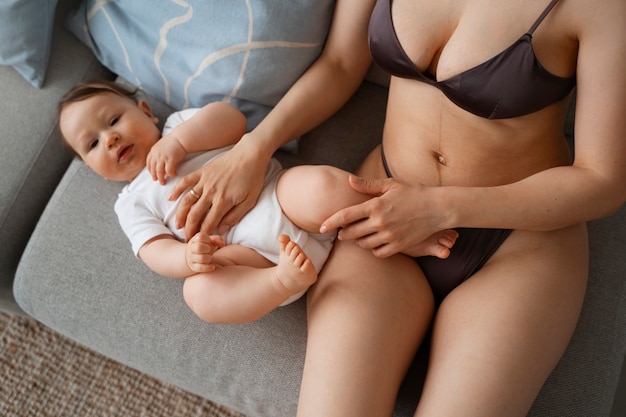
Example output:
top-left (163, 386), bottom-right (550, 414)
top-left (276, 165), bottom-right (458, 259)
top-left (276, 165), bottom-right (368, 232)
top-left (183, 237), bottom-right (317, 324)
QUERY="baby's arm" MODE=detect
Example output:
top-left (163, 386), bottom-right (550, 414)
top-left (138, 233), bottom-right (227, 278)
top-left (147, 102), bottom-right (247, 184)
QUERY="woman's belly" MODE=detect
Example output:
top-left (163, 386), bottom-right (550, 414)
top-left (362, 80), bottom-right (573, 187)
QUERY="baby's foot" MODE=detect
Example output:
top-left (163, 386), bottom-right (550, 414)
top-left (274, 234), bottom-right (318, 295)
top-left (413, 229), bottom-right (459, 259)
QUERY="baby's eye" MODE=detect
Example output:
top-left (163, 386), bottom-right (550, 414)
top-left (88, 139), bottom-right (99, 150)
top-left (110, 115), bottom-right (120, 126)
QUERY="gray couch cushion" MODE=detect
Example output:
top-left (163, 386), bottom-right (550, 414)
top-left (0, 0), bottom-right (112, 315)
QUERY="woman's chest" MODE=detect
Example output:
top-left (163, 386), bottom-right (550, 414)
top-left (388, 0), bottom-right (575, 81)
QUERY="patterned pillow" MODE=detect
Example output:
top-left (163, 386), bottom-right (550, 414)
top-left (0, 0), bottom-right (58, 88)
top-left (66, 0), bottom-right (334, 129)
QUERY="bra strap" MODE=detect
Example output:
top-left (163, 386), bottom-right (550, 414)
top-left (528, 0), bottom-right (560, 34)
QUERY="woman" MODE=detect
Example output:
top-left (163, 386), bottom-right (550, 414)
top-left (170, 0), bottom-right (626, 415)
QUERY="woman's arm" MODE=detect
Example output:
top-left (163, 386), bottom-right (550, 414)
top-left (237, 0), bottom-right (376, 158)
top-left (324, 159), bottom-right (625, 258)
top-left (446, 0), bottom-right (626, 231)
top-left (169, 0), bottom-right (377, 240)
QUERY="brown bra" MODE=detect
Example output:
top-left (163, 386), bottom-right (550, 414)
top-left (368, 0), bottom-right (576, 119)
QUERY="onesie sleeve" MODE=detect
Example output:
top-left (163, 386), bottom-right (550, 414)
top-left (114, 192), bottom-right (172, 257)
top-left (162, 108), bottom-right (200, 135)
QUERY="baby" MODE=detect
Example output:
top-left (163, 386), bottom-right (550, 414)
top-left (58, 81), bottom-right (457, 324)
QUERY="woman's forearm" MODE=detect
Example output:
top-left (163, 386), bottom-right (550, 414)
top-left (242, 0), bottom-right (375, 156)
top-left (443, 165), bottom-right (625, 232)
top-left (243, 57), bottom-right (370, 154)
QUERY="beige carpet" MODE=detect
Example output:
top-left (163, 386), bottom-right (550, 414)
top-left (0, 312), bottom-right (245, 417)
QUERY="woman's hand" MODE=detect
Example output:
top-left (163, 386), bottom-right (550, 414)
top-left (169, 141), bottom-right (269, 241)
top-left (320, 176), bottom-right (449, 258)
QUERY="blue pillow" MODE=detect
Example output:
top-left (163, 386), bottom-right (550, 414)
top-left (66, 0), bottom-right (334, 129)
top-left (0, 0), bottom-right (58, 88)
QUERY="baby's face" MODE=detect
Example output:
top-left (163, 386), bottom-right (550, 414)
top-left (59, 93), bottom-right (161, 181)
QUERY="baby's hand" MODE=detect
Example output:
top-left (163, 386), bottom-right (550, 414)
top-left (186, 231), bottom-right (226, 273)
top-left (146, 136), bottom-right (186, 184)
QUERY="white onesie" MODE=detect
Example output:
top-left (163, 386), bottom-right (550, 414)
top-left (114, 108), bottom-right (335, 304)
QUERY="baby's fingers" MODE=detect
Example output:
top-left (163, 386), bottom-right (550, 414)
top-left (146, 153), bottom-right (157, 181)
top-left (165, 161), bottom-right (177, 183)
top-left (155, 160), bottom-right (167, 185)
top-left (147, 153), bottom-right (167, 184)
top-left (188, 258), bottom-right (216, 273)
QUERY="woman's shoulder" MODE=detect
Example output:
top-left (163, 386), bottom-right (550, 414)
top-left (565, 0), bottom-right (625, 35)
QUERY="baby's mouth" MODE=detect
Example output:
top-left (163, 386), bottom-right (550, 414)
top-left (117, 145), bottom-right (134, 163)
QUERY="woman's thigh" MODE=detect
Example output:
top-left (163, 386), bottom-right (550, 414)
top-left (298, 238), bottom-right (435, 417)
top-left (415, 223), bottom-right (589, 417)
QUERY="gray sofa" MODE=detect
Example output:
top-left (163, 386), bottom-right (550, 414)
top-left (1, 1), bottom-right (624, 416)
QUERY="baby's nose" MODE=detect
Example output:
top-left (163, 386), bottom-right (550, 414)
top-left (105, 131), bottom-right (119, 149)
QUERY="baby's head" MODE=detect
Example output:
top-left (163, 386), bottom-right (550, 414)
top-left (58, 81), bottom-right (161, 182)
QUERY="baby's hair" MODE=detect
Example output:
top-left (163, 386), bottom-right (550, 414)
top-left (57, 80), bottom-right (139, 157)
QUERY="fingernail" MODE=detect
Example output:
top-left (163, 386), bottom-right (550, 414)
top-left (319, 225), bottom-right (327, 233)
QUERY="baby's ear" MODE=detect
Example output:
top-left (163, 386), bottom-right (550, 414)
top-left (138, 100), bottom-right (157, 124)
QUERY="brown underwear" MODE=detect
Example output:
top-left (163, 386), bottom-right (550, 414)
top-left (381, 143), bottom-right (513, 302)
